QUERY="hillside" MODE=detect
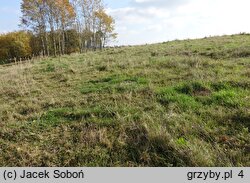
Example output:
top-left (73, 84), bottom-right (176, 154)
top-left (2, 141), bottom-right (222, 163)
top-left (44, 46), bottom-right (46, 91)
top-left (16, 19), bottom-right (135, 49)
top-left (0, 34), bottom-right (249, 167)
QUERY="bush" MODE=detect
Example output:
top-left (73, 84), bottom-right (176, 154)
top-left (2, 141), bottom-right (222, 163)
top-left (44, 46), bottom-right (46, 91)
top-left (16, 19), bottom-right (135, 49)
top-left (0, 31), bottom-right (32, 62)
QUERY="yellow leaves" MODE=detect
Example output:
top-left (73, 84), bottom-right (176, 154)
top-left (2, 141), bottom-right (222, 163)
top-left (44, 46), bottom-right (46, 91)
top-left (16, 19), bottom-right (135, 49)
top-left (54, 0), bottom-right (76, 22)
top-left (0, 31), bottom-right (32, 61)
top-left (95, 9), bottom-right (115, 33)
top-left (20, 0), bottom-right (116, 53)
top-left (94, 9), bottom-right (117, 46)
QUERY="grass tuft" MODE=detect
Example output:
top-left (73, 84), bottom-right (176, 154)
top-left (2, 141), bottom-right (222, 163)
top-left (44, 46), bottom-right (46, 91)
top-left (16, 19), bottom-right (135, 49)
top-left (0, 34), bottom-right (249, 167)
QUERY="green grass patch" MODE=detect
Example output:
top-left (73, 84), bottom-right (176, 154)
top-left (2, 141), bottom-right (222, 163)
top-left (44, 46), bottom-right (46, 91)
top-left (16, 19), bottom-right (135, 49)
top-left (0, 34), bottom-right (250, 167)
top-left (211, 89), bottom-right (244, 107)
top-left (156, 87), bottom-right (201, 110)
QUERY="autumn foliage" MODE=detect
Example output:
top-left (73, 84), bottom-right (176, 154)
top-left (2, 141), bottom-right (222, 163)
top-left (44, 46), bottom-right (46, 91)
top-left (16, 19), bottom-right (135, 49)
top-left (0, 0), bottom-right (116, 63)
top-left (0, 31), bottom-right (32, 63)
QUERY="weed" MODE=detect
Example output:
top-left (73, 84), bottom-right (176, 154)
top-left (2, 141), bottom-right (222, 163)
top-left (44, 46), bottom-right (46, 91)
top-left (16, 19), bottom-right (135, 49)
top-left (0, 34), bottom-right (249, 167)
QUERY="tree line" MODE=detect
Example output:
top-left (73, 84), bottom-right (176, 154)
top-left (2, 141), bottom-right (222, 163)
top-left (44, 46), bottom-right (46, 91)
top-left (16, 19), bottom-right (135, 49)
top-left (0, 0), bottom-right (116, 64)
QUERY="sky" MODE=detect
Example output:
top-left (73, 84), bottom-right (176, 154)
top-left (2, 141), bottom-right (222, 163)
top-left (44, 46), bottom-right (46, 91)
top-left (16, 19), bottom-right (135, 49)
top-left (1, 0), bottom-right (250, 45)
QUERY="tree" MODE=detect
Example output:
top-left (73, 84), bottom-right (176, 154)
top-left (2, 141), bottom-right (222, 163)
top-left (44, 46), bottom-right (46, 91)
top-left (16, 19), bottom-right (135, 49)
top-left (47, 0), bottom-right (75, 55)
top-left (76, 0), bottom-right (116, 49)
top-left (0, 31), bottom-right (32, 63)
top-left (19, 0), bottom-right (116, 58)
top-left (95, 9), bottom-right (117, 49)
top-left (64, 29), bottom-right (80, 54)
top-left (21, 0), bottom-right (76, 56)
top-left (21, 0), bottom-right (49, 56)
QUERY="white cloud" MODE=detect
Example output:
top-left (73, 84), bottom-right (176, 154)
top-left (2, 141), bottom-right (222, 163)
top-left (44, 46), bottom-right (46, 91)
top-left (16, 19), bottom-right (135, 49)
top-left (108, 0), bottom-right (250, 45)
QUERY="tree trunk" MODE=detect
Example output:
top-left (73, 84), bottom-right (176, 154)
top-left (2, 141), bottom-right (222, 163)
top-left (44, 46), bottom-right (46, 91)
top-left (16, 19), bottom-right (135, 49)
top-left (40, 33), bottom-right (46, 56)
top-left (62, 27), bottom-right (65, 55)
top-left (45, 31), bottom-right (50, 56)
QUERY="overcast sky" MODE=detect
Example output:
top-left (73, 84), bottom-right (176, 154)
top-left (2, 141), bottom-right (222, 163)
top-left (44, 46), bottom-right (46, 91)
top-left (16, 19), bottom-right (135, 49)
top-left (1, 0), bottom-right (250, 45)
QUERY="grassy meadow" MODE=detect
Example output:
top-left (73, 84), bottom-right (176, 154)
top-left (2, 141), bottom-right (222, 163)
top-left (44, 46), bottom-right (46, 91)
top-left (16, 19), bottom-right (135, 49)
top-left (0, 34), bottom-right (249, 166)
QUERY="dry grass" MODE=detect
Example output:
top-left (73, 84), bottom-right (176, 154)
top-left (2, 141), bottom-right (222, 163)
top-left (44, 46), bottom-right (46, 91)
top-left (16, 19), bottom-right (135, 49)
top-left (0, 34), bottom-right (249, 166)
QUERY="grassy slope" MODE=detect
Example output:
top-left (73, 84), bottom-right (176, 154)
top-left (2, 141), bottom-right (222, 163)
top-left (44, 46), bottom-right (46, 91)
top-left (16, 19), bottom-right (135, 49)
top-left (0, 34), bottom-right (249, 167)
